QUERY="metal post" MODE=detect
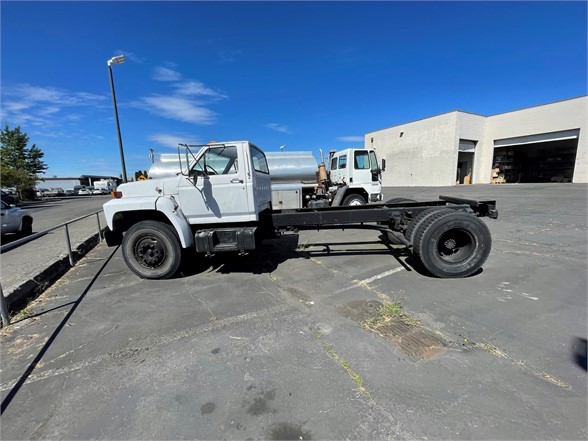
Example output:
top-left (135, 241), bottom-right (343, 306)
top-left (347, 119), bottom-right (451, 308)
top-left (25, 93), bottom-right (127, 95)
top-left (108, 64), bottom-right (128, 183)
top-left (64, 224), bottom-right (74, 266)
top-left (0, 283), bottom-right (10, 326)
top-left (96, 213), bottom-right (103, 240)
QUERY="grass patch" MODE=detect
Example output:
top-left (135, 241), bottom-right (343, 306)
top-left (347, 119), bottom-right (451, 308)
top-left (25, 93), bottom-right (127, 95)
top-left (13, 307), bottom-right (31, 321)
top-left (362, 300), bottom-right (420, 329)
top-left (323, 343), bottom-right (371, 398)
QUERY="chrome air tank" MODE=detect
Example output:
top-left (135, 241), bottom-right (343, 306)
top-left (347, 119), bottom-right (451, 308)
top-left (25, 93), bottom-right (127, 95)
top-left (265, 151), bottom-right (318, 187)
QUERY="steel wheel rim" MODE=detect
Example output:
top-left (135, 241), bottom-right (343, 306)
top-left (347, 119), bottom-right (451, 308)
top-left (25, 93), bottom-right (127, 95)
top-left (436, 228), bottom-right (475, 263)
top-left (135, 235), bottom-right (166, 269)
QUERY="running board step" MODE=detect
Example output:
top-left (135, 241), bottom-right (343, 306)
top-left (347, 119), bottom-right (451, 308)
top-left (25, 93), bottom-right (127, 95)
top-left (195, 227), bottom-right (258, 254)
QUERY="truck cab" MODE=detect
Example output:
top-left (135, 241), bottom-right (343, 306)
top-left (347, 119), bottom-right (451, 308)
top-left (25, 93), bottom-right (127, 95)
top-left (328, 148), bottom-right (383, 205)
top-left (176, 141), bottom-right (272, 224)
top-left (103, 141), bottom-right (272, 272)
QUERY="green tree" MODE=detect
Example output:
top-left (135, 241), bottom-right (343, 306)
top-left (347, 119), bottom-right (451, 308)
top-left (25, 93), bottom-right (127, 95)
top-left (0, 125), bottom-right (48, 200)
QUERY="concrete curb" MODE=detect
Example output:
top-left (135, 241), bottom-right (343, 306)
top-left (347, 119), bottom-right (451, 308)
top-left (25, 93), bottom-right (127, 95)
top-left (4, 232), bottom-right (103, 314)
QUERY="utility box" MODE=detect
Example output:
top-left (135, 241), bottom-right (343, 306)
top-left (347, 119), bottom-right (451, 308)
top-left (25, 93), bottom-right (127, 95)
top-left (271, 184), bottom-right (302, 210)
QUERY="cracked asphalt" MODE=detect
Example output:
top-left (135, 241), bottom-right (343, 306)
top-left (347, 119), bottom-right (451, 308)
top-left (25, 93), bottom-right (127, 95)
top-left (1, 184), bottom-right (586, 440)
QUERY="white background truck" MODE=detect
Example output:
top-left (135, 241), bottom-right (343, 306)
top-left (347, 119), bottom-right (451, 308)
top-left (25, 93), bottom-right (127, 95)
top-left (93, 179), bottom-right (117, 194)
top-left (103, 141), bottom-right (498, 280)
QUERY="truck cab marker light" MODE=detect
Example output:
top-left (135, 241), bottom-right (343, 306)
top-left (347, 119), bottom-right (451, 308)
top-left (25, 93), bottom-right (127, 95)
top-left (113, 191), bottom-right (123, 199)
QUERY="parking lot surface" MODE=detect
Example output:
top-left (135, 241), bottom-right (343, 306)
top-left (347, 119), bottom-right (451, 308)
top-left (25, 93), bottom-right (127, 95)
top-left (1, 184), bottom-right (586, 439)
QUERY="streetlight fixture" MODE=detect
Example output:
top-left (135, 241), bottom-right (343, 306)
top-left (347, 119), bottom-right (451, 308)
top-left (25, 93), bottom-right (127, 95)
top-left (107, 55), bottom-right (128, 183)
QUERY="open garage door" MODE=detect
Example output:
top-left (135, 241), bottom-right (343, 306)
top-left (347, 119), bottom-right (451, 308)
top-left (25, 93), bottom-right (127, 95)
top-left (492, 129), bottom-right (579, 183)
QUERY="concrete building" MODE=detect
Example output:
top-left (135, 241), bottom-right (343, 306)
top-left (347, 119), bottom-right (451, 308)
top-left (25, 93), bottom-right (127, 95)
top-left (366, 96), bottom-right (587, 186)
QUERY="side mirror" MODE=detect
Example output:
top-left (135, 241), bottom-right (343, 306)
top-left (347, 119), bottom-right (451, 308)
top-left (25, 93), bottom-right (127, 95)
top-left (381, 159), bottom-right (386, 172)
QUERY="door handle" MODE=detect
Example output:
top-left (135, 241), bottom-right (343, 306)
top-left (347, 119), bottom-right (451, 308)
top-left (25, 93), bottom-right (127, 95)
top-left (231, 178), bottom-right (244, 183)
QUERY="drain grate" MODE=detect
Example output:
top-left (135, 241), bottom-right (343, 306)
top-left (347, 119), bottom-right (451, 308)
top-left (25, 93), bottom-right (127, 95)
top-left (378, 320), bottom-right (446, 360)
top-left (337, 300), bottom-right (447, 361)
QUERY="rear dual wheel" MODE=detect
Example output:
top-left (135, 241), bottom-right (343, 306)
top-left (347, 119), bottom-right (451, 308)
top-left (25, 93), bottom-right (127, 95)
top-left (412, 210), bottom-right (491, 278)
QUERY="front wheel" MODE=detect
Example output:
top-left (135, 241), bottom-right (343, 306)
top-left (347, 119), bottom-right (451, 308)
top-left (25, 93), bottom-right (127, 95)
top-left (412, 211), bottom-right (491, 278)
top-left (342, 194), bottom-right (366, 206)
top-left (122, 221), bottom-right (182, 279)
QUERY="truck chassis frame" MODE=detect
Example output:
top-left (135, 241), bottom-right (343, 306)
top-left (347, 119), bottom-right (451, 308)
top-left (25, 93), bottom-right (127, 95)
top-left (110, 196), bottom-right (497, 280)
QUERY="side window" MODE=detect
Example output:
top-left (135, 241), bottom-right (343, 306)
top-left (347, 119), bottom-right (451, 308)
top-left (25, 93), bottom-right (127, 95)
top-left (194, 146), bottom-right (238, 175)
top-left (354, 151), bottom-right (370, 169)
top-left (251, 146), bottom-right (269, 174)
top-left (369, 151), bottom-right (378, 172)
top-left (339, 155), bottom-right (347, 169)
top-left (330, 157), bottom-right (338, 170)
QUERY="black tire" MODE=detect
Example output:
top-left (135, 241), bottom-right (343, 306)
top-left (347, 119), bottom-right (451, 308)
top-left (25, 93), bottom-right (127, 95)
top-left (412, 211), bottom-right (492, 278)
top-left (405, 207), bottom-right (455, 245)
top-left (20, 217), bottom-right (33, 236)
top-left (122, 221), bottom-right (182, 279)
top-left (342, 194), bottom-right (366, 206)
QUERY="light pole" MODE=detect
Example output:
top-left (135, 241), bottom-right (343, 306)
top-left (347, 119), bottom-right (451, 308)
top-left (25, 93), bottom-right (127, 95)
top-left (107, 55), bottom-right (128, 183)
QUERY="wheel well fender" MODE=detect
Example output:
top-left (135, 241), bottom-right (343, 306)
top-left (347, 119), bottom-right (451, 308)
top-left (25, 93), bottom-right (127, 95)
top-left (155, 197), bottom-right (193, 248)
top-left (111, 199), bottom-right (193, 248)
top-left (343, 189), bottom-right (368, 201)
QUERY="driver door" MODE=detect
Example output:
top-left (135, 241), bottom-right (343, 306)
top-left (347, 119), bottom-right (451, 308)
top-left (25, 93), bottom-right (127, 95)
top-left (178, 145), bottom-right (251, 224)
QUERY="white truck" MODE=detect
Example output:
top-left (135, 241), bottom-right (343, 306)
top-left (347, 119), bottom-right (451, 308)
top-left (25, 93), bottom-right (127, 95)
top-left (93, 179), bottom-right (117, 194)
top-left (103, 141), bottom-right (498, 280)
top-left (148, 147), bottom-right (384, 209)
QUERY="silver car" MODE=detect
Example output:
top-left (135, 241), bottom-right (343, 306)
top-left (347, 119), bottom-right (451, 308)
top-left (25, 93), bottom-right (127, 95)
top-left (1, 200), bottom-right (33, 236)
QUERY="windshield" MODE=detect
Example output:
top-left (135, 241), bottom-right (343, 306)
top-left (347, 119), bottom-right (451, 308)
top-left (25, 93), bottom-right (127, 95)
top-left (193, 146), bottom-right (238, 175)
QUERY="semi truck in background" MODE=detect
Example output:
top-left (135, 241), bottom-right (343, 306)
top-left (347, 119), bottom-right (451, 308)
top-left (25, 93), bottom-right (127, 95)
top-left (148, 146), bottom-right (385, 209)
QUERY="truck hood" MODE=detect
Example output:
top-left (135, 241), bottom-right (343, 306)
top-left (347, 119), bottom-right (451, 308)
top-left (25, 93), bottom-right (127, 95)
top-left (117, 177), bottom-right (182, 198)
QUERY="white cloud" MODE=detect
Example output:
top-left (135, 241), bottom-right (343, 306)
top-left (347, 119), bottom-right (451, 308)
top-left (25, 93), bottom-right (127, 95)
top-left (337, 136), bottom-right (364, 142)
top-left (0, 83), bottom-right (107, 128)
top-left (266, 123), bottom-right (292, 134)
top-left (152, 66), bottom-right (182, 82)
top-left (137, 95), bottom-right (217, 125)
top-left (175, 81), bottom-right (227, 99)
top-left (148, 133), bottom-right (202, 148)
top-left (134, 66), bottom-right (227, 125)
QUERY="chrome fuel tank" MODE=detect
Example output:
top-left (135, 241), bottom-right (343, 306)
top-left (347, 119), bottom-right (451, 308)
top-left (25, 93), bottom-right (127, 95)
top-left (265, 151), bottom-right (318, 185)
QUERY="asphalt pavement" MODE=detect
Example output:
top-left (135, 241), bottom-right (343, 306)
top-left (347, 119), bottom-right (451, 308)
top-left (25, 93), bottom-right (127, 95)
top-left (0, 184), bottom-right (586, 440)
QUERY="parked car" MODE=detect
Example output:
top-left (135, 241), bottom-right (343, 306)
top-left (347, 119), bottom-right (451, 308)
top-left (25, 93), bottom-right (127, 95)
top-left (78, 188), bottom-right (92, 196)
top-left (1, 200), bottom-right (33, 236)
top-left (1, 190), bottom-right (17, 205)
top-left (36, 188), bottom-right (50, 198)
top-left (46, 188), bottom-right (65, 197)
top-left (65, 189), bottom-right (76, 196)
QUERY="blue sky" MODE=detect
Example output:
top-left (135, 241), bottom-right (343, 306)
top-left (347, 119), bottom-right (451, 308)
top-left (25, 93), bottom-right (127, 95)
top-left (1, 1), bottom-right (586, 179)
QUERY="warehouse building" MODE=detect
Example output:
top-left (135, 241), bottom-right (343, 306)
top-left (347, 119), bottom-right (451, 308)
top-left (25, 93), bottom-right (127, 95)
top-left (366, 96), bottom-right (587, 186)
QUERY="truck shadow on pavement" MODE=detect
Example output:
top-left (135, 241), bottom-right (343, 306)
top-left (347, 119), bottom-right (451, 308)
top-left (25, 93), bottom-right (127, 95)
top-left (176, 234), bottom-right (444, 278)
